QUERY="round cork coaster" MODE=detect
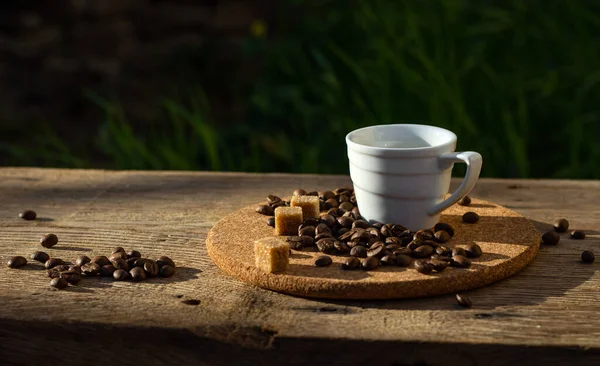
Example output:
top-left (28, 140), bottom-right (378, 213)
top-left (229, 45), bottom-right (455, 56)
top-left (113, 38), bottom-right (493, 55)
top-left (206, 198), bottom-right (540, 300)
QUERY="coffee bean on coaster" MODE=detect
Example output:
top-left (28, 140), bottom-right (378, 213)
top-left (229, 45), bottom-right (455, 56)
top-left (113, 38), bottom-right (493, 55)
top-left (255, 204), bottom-right (274, 216)
top-left (360, 256), bottom-right (379, 270)
top-left (293, 188), bottom-right (307, 196)
top-left (465, 243), bottom-right (483, 258)
top-left (451, 255), bottom-right (471, 268)
top-left (458, 196), bottom-right (471, 206)
top-left (553, 218), bottom-right (569, 233)
top-left (315, 256), bottom-right (333, 267)
top-left (462, 212), bottom-right (480, 224)
top-left (414, 260), bottom-right (433, 274)
top-left (541, 231), bottom-right (560, 245)
top-left (342, 257), bottom-right (360, 270)
top-left (434, 222), bottom-right (455, 237)
top-left (570, 230), bottom-right (586, 240)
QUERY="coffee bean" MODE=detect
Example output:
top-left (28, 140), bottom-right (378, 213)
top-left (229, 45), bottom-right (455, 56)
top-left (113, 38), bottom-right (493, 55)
top-left (430, 259), bottom-right (450, 272)
top-left (414, 230), bottom-right (434, 241)
top-left (384, 237), bottom-right (401, 247)
top-left (126, 257), bottom-right (138, 268)
top-left (319, 191), bottom-right (336, 201)
top-left (339, 202), bottom-right (354, 211)
top-left (156, 256), bottom-right (176, 268)
top-left (60, 271), bottom-right (81, 285)
top-left (385, 244), bottom-right (401, 252)
top-left (342, 257), bottom-right (360, 270)
top-left (40, 233), bottom-right (58, 248)
top-left (380, 254), bottom-right (396, 265)
top-left (334, 240), bottom-right (350, 254)
top-left (458, 196), bottom-right (471, 206)
top-left (143, 260), bottom-right (159, 277)
top-left (298, 225), bottom-right (316, 237)
top-left (113, 269), bottom-right (130, 281)
top-left (267, 194), bottom-right (282, 205)
top-left (92, 256), bottom-right (111, 266)
top-left (293, 188), bottom-right (307, 196)
top-left (133, 258), bottom-right (150, 268)
top-left (325, 208), bottom-right (338, 217)
top-left (407, 240), bottom-right (422, 251)
top-left (436, 245), bottom-right (452, 257)
top-left (462, 212), bottom-right (479, 224)
top-left (553, 219), bottom-right (569, 233)
top-left (255, 205), bottom-right (274, 216)
top-left (7, 256), bottom-right (27, 268)
top-left (315, 255), bottom-right (333, 267)
top-left (451, 255), bottom-right (471, 268)
top-left (452, 247), bottom-right (466, 257)
top-left (456, 293), bottom-right (472, 307)
top-left (352, 220), bottom-right (369, 229)
top-left (316, 238), bottom-right (336, 254)
top-left (130, 267), bottom-right (147, 281)
top-left (301, 235), bottom-right (315, 248)
top-left (50, 277), bottom-right (68, 290)
top-left (81, 263), bottom-right (101, 276)
top-left (44, 258), bottom-right (65, 269)
top-left (111, 258), bottom-right (130, 271)
top-left (338, 194), bottom-right (350, 203)
top-left (110, 252), bottom-right (127, 261)
top-left (266, 217), bottom-right (275, 227)
top-left (75, 255), bottom-right (91, 267)
top-left (315, 223), bottom-right (331, 236)
top-left (392, 247), bottom-right (412, 256)
top-left (414, 260), bottom-right (433, 274)
top-left (395, 254), bottom-right (412, 267)
top-left (324, 198), bottom-right (339, 209)
top-left (53, 265), bottom-right (71, 272)
top-left (112, 247), bottom-right (125, 254)
top-left (350, 245), bottom-right (367, 258)
top-left (47, 269), bottom-right (61, 278)
top-left (337, 216), bottom-right (354, 229)
top-left (351, 229), bottom-right (370, 243)
top-left (434, 222), bottom-right (455, 237)
top-left (581, 250), bottom-right (595, 264)
top-left (380, 224), bottom-right (393, 237)
top-left (31, 251), bottom-right (50, 263)
top-left (465, 243), bottom-right (483, 258)
top-left (412, 245), bottom-right (434, 258)
top-left (570, 230), bottom-right (586, 240)
top-left (434, 231), bottom-right (451, 243)
top-left (367, 242), bottom-right (385, 258)
top-left (315, 232), bottom-right (333, 242)
top-left (542, 231), bottom-right (560, 245)
top-left (68, 265), bottom-right (82, 273)
top-left (19, 210), bottom-right (37, 220)
top-left (360, 256), bottom-right (379, 270)
top-left (100, 264), bottom-right (116, 277)
top-left (159, 265), bottom-right (176, 278)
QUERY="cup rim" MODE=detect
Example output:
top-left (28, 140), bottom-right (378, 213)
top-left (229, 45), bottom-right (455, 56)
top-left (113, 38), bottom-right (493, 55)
top-left (346, 124), bottom-right (457, 156)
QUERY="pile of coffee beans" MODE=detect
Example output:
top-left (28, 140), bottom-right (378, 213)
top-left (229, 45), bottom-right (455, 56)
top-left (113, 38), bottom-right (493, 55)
top-left (6, 238), bottom-right (177, 290)
top-left (260, 188), bottom-right (483, 274)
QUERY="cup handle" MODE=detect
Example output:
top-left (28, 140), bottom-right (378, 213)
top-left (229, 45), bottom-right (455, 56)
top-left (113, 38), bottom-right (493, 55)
top-left (427, 151), bottom-right (483, 216)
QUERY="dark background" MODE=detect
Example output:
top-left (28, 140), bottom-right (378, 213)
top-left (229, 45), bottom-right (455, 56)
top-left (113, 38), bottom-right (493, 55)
top-left (1, 0), bottom-right (599, 178)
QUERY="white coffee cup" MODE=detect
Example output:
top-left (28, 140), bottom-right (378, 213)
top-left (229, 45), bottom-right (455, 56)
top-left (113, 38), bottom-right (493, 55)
top-left (346, 124), bottom-right (482, 231)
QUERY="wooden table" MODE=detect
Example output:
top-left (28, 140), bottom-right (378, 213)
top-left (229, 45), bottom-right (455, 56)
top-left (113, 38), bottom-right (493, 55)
top-left (0, 168), bottom-right (599, 365)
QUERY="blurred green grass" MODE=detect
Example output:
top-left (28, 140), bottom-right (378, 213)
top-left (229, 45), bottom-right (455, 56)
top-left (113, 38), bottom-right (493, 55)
top-left (3, 0), bottom-right (600, 178)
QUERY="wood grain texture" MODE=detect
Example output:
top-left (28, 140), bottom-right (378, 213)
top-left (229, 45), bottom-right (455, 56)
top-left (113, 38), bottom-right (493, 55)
top-left (207, 198), bottom-right (540, 299)
top-left (0, 168), bottom-right (599, 365)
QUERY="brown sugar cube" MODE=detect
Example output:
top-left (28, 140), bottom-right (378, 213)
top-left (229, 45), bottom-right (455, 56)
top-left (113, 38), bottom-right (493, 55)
top-left (274, 206), bottom-right (303, 235)
top-left (254, 237), bottom-right (290, 273)
top-left (290, 195), bottom-right (320, 219)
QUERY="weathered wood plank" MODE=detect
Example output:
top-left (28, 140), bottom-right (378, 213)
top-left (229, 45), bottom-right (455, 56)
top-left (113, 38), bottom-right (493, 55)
top-left (0, 168), bottom-right (599, 364)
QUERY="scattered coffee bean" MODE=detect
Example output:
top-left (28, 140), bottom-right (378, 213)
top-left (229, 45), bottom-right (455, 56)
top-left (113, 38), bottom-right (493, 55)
top-left (542, 231), bottom-right (560, 245)
top-left (156, 256), bottom-right (176, 268)
top-left (81, 263), bottom-right (101, 276)
top-left (342, 257), bottom-right (360, 270)
top-left (60, 271), bottom-right (81, 285)
top-left (267, 194), bottom-right (282, 205)
top-left (100, 264), bottom-right (116, 277)
top-left (19, 210), bottom-right (37, 220)
top-left (456, 293), bottom-right (472, 307)
top-left (414, 260), bottom-right (433, 274)
top-left (266, 217), bottom-right (275, 227)
top-left (293, 188), bottom-right (307, 196)
top-left (126, 250), bottom-right (141, 259)
top-left (40, 233), bottom-right (58, 248)
top-left (360, 256), bottom-right (379, 270)
top-left (367, 242), bottom-right (385, 258)
top-left (113, 269), bottom-right (130, 281)
top-left (434, 230), bottom-right (451, 243)
top-left (315, 256), bottom-right (333, 267)
top-left (92, 256), bottom-right (111, 266)
top-left (458, 196), bottom-right (471, 206)
top-left (255, 204), bottom-right (274, 216)
top-left (434, 222), bottom-right (455, 237)
top-left (75, 255), bottom-right (91, 267)
top-left (31, 251), bottom-right (50, 263)
top-left (462, 212), bottom-right (480, 224)
top-left (50, 277), bottom-right (68, 290)
top-left (380, 255), bottom-right (396, 265)
top-left (465, 243), bottom-right (483, 258)
top-left (395, 254), bottom-right (412, 267)
top-left (44, 258), bottom-right (65, 269)
top-left (7, 256), bottom-right (27, 268)
top-left (181, 299), bottom-right (201, 306)
top-left (452, 247), bottom-right (466, 257)
top-left (451, 255), bottom-right (471, 268)
top-left (430, 259), bottom-right (450, 272)
top-left (581, 250), bottom-right (595, 264)
top-left (570, 230), bottom-right (586, 240)
top-left (412, 245), bottom-right (434, 258)
top-left (143, 260), bottom-right (159, 277)
top-left (130, 267), bottom-right (146, 281)
top-left (159, 265), bottom-right (176, 278)
top-left (553, 219), bottom-right (569, 233)
top-left (350, 245), bottom-right (368, 258)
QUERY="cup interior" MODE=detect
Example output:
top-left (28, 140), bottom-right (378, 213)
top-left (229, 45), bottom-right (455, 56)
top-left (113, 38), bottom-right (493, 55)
top-left (347, 124), bottom-right (456, 150)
